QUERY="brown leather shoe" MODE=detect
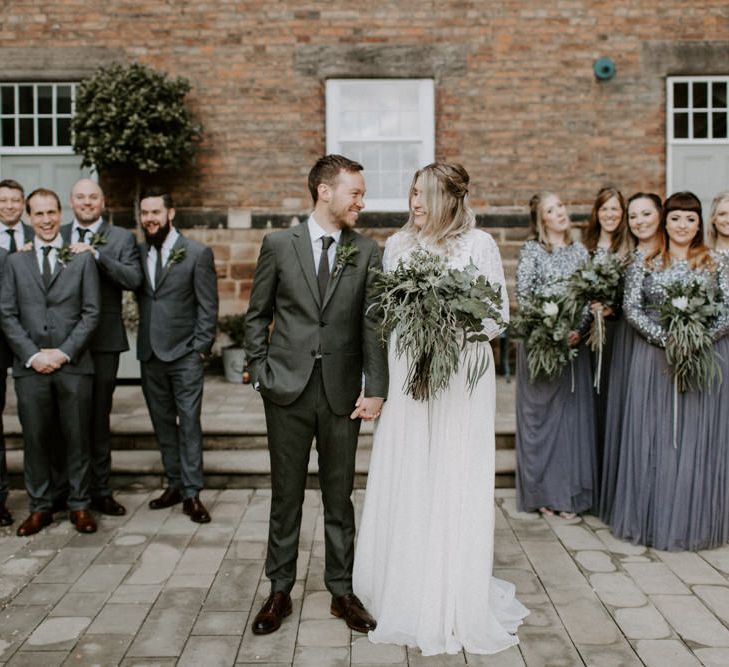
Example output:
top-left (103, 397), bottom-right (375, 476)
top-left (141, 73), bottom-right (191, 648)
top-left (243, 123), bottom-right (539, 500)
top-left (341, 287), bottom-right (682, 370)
top-left (16, 511), bottom-right (53, 537)
top-left (182, 495), bottom-right (211, 524)
top-left (330, 593), bottom-right (377, 632)
top-left (149, 487), bottom-right (183, 510)
top-left (90, 495), bottom-right (126, 516)
top-left (70, 510), bottom-right (97, 534)
top-left (0, 503), bottom-right (13, 527)
top-left (252, 592), bottom-right (292, 635)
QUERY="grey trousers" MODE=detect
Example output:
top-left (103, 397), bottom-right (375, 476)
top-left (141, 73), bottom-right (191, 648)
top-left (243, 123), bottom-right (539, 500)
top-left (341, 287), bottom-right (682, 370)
top-left (263, 361), bottom-right (361, 597)
top-left (141, 352), bottom-right (205, 498)
top-left (0, 370), bottom-right (7, 505)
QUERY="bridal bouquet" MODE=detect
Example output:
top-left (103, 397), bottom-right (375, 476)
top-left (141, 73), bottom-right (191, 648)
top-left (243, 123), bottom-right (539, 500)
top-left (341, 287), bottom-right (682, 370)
top-left (369, 248), bottom-right (504, 401)
top-left (653, 279), bottom-right (723, 393)
top-left (566, 252), bottom-right (629, 390)
top-left (510, 291), bottom-right (580, 382)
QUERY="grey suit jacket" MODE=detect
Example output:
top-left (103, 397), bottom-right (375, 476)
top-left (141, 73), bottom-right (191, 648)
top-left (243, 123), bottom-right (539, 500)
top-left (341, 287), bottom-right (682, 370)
top-left (0, 249), bottom-right (11, 369)
top-left (0, 248), bottom-right (101, 377)
top-left (244, 221), bottom-right (388, 416)
top-left (136, 232), bottom-right (218, 363)
top-left (62, 221), bottom-right (143, 352)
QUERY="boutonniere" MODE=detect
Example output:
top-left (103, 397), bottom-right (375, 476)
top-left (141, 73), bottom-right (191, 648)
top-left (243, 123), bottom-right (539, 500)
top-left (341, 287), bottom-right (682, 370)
top-left (89, 232), bottom-right (108, 249)
top-left (56, 246), bottom-right (74, 266)
top-left (168, 247), bottom-right (187, 266)
top-left (333, 242), bottom-right (358, 277)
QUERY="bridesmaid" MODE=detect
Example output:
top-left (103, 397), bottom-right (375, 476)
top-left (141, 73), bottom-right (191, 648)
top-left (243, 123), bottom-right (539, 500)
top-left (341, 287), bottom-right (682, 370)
top-left (582, 187), bottom-right (631, 507)
top-left (610, 191), bottom-right (729, 550)
top-left (597, 193), bottom-right (661, 523)
top-left (515, 192), bottom-right (597, 519)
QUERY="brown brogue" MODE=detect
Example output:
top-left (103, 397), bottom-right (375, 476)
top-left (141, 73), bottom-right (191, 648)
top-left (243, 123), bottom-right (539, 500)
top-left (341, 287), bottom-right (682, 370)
top-left (251, 592), bottom-right (292, 635)
top-left (70, 510), bottom-right (97, 534)
top-left (16, 511), bottom-right (53, 537)
top-left (330, 593), bottom-right (377, 633)
top-left (0, 503), bottom-right (13, 527)
top-left (90, 495), bottom-right (126, 516)
top-left (148, 487), bottom-right (183, 510)
top-left (182, 495), bottom-right (211, 524)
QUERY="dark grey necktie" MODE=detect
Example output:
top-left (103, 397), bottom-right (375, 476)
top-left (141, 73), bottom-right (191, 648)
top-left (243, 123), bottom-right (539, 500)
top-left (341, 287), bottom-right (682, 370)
top-left (77, 227), bottom-right (90, 243)
top-left (317, 236), bottom-right (334, 300)
top-left (155, 247), bottom-right (163, 288)
top-left (42, 246), bottom-right (53, 288)
top-left (6, 229), bottom-right (16, 254)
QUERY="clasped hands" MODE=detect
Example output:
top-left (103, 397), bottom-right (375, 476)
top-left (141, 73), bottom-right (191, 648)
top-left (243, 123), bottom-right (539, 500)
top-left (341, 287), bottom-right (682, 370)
top-left (31, 349), bottom-right (68, 374)
top-left (350, 395), bottom-right (384, 421)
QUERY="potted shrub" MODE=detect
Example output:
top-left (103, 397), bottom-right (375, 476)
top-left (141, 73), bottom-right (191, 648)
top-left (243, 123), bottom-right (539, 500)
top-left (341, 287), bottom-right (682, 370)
top-left (218, 313), bottom-right (247, 383)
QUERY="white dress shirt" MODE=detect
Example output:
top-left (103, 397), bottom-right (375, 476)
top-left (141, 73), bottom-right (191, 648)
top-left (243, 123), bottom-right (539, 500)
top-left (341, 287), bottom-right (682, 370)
top-left (0, 220), bottom-right (25, 251)
top-left (71, 217), bottom-right (103, 259)
top-left (34, 234), bottom-right (64, 274)
top-left (147, 226), bottom-right (180, 288)
top-left (307, 215), bottom-right (341, 274)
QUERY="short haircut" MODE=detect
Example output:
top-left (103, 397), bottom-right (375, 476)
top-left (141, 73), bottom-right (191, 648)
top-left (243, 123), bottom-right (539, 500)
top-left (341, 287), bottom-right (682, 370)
top-left (139, 186), bottom-right (174, 210)
top-left (26, 188), bottom-right (61, 214)
top-left (0, 179), bottom-right (25, 197)
top-left (307, 154), bottom-right (363, 203)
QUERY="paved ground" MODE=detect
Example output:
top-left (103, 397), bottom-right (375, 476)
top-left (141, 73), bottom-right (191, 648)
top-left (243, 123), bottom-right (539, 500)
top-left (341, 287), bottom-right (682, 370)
top-left (2, 487), bottom-right (729, 666)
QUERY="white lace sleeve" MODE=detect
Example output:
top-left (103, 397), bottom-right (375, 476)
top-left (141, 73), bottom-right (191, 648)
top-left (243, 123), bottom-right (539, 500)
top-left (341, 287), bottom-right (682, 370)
top-left (471, 230), bottom-right (509, 340)
top-left (382, 231), bottom-right (411, 272)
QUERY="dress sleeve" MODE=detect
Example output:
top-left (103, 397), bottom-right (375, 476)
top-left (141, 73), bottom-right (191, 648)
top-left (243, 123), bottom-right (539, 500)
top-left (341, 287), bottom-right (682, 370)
top-left (710, 258), bottom-right (729, 341)
top-left (623, 258), bottom-right (667, 346)
top-left (516, 241), bottom-right (538, 308)
top-left (472, 231), bottom-right (508, 340)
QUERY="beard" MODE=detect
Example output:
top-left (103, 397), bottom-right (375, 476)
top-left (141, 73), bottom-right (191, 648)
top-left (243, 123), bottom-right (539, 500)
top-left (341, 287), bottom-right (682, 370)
top-left (143, 220), bottom-right (171, 249)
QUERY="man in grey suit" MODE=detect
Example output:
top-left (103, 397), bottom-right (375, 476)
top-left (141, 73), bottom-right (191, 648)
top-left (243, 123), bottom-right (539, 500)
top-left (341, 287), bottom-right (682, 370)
top-left (245, 155), bottom-right (388, 635)
top-left (0, 188), bottom-right (100, 536)
top-left (51, 179), bottom-right (142, 516)
top-left (0, 178), bottom-right (33, 527)
top-left (136, 187), bottom-right (218, 524)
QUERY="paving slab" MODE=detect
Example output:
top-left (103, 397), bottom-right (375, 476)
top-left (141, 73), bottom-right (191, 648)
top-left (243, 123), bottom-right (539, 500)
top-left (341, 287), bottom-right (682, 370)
top-left (178, 635), bottom-right (241, 667)
top-left (634, 639), bottom-right (702, 667)
top-left (614, 604), bottom-right (672, 640)
top-left (651, 594), bottom-right (729, 647)
top-left (64, 634), bottom-right (134, 666)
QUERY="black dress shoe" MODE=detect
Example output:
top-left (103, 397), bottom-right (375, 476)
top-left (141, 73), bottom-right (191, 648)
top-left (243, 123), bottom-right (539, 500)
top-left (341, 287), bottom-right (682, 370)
top-left (148, 488), bottom-right (183, 510)
top-left (90, 495), bottom-right (126, 516)
top-left (182, 495), bottom-right (211, 523)
top-left (70, 509), bottom-right (97, 534)
top-left (0, 503), bottom-right (13, 527)
top-left (16, 511), bottom-right (53, 537)
top-left (252, 592), bottom-right (292, 635)
top-left (331, 593), bottom-right (377, 633)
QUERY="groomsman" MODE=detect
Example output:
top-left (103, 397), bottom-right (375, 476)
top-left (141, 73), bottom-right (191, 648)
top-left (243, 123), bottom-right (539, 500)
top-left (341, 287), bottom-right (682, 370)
top-left (0, 188), bottom-right (100, 536)
top-left (0, 180), bottom-right (33, 526)
top-left (54, 179), bottom-right (143, 516)
top-left (136, 187), bottom-right (218, 523)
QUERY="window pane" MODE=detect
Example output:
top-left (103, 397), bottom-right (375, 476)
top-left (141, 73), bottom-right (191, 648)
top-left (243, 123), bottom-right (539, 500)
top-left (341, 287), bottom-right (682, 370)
top-left (693, 82), bottom-right (708, 108)
top-left (674, 112), bottom-right (689, 138)
top-left (18, 86), bottom-right (33, 114)
top-left (37, 85), bottom-right (53, 114)
top-left (56, 117), bottom-right (71, 145)
top-left (713, 82), bottom-right (727, 109)
top-left (1, 118), bottom-right (14, 146)
top-left (19, 117), bottom-right (34, 145)
top-left (0, 86), bottom-right (14, 115)
top-left (674, 82), bottom-right (689, 108)
top-left (693, 112), bottom-right (708, 138)
top-left (57, 85), bottom-right (72, 114)
top-left (380, 171), bottom-right (401, 198)
top-left (714, 112), bottom-right (727, 139)
top-left (38, 117), bottom-right (53, 146)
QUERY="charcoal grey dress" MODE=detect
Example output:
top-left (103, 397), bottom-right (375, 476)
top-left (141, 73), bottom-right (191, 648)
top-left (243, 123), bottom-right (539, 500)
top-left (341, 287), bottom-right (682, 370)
top-left (609, 255), bottom-right (729, 551)
top-left (515, 241), bottom-right (598, 514)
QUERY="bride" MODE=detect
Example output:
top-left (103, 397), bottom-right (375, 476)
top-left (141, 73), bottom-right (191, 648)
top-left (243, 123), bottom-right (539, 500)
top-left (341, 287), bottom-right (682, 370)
top-left (353, 162), bottom-right (528, 656)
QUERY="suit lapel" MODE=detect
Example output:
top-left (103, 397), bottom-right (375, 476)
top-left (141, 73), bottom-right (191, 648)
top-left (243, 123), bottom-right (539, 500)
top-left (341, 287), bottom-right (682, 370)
top-left (321, 228), bottom-right (354, 312)
top-left (60, 224), bottom-right (72, 245)
top-left (292, 222), bottom-right (321, 307)
top-left (140, 243), bottom-right (153, 292)
top-left (46, 247), bottom-right (66, 290)
top-left (24, 248), bottom-right (45, 292)
top-left (155, 235), bottom-right (184, 292)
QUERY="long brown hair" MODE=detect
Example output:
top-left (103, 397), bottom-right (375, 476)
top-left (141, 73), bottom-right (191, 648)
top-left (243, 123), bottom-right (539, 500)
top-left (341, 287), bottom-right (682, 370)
top-left (528, 191), bottom-right (571, 251)
top-left (583, 186), bottom-right (631, 255)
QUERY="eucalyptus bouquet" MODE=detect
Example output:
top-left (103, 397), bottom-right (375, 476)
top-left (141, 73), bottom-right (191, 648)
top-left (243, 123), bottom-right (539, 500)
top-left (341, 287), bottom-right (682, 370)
top-left (369, 248), bottom-right (504, 401)
top-left (566, 252), bottom-right (629, 390)
top-left (510, 291), bottom-right (580, 382)
top-left (653, 279), bottom-right (723, 393)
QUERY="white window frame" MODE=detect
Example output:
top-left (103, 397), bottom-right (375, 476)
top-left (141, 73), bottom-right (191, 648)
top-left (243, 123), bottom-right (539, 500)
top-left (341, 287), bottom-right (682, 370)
top-left (326, 78), bottom-right (435, 212)
top-left (0, 82), bottom-right (78, 155)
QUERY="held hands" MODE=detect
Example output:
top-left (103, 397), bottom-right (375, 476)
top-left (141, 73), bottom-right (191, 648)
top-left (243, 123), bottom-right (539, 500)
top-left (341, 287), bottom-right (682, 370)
top-left (567, 330), bottom-right (581, 347)
top-left (31, 349), bottom-right (68, 374)
top-left (69, 243), bottom-right (98, 258)
top-left (590, 301), bottom-right (614, 318)
top-left (350, 395), bottom-right (384, 421)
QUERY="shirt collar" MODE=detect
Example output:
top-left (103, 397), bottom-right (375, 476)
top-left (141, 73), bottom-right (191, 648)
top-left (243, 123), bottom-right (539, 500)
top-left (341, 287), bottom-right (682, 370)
top-left (72, 217), bottom-right (103, 236)
top-left (1, 220), bottom-right (24, 233)
top-left (34, 234), bottom-right (63, 251)
top-left (308, 215), bottom-right (342, 245)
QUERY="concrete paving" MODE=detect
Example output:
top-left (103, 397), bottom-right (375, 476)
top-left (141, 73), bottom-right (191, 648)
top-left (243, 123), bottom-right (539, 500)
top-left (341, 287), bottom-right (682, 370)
top-left (1, 488), bottom-right (729, 666)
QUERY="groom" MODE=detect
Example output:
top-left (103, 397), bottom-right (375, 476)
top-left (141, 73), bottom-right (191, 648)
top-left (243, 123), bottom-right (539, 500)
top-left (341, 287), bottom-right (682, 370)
top-left (245, 154), bottom-right (388, 634)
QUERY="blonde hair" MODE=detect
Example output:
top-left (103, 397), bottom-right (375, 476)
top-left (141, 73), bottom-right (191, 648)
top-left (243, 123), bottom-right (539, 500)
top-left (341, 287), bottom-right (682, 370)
top-left (402, 162), bottom-right (475, 244)
top-left (528, 191), bottom-right (571, 251)
top-left (707, 190), bottom-right (729, 248)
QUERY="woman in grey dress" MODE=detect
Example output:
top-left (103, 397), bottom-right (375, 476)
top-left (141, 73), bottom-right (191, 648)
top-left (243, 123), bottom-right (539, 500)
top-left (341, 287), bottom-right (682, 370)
top-left (610, 191), bottom-right (729, 551)
top-left (515, 192), bottom-right (597, 519)
top-left (597, 193), bottom-right (662, 522)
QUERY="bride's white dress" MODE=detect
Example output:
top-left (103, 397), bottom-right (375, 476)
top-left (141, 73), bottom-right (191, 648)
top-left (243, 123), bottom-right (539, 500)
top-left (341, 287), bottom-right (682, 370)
top-left (353, 228), bottom-right (528, 656)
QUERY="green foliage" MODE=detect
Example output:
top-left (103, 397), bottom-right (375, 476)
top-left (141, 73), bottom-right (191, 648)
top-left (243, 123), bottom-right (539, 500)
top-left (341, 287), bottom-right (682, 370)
top-left (72, 62), bottom-right (202, 174)
top-left (219, 313), bottom-right (247, 349)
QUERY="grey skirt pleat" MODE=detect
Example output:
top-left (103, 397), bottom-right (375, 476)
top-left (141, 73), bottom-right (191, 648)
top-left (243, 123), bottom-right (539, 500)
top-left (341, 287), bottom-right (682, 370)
top-left (516, 342), bottom-right (598, 514)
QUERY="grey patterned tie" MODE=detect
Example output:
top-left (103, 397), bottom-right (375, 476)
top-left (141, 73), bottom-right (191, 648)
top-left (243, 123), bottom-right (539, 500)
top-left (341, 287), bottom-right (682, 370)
top-left (317, 236), bottom-right (334, 301)
top-left (6, 229), bottom-right (16, 254)
top-left (42, 246), bottom-right (53, 288)
top-left (77, 227), bottom-right (90, 243)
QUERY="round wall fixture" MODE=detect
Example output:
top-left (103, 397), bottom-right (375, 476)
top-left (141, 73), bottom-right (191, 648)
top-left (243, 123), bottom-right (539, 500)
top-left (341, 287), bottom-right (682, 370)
top-left (594, 56), bottom-right (616, 81)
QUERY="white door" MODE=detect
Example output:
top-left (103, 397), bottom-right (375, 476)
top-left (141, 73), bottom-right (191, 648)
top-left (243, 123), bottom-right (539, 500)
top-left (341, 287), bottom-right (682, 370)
top-left (670, 145), bottom-right (729, 215)
top-left (0, 154), bottom-right (92, 205)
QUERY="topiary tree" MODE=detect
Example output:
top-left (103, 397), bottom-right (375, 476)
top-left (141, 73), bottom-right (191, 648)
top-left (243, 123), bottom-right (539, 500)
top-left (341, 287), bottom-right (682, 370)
top-left (72, 62), bottom-right (202, 212)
